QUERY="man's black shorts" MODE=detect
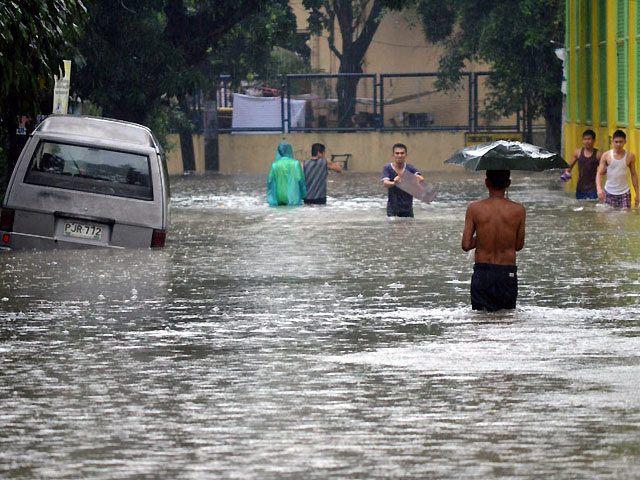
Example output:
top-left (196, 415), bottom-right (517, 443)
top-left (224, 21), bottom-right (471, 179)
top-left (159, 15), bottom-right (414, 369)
top-left (471, 263), bottom-right (518, 312)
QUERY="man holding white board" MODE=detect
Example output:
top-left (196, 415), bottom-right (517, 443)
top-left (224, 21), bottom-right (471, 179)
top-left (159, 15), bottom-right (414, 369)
top-left (381, 143), bottom-right (431, 217)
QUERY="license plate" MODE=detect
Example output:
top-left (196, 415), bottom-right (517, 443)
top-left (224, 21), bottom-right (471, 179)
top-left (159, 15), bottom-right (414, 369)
top-left (63, 222), bottom-right (103, 241)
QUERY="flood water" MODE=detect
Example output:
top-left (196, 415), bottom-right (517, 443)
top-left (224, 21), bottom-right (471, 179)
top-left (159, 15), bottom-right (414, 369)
top-left (1, 170), bottom-right (640, 479)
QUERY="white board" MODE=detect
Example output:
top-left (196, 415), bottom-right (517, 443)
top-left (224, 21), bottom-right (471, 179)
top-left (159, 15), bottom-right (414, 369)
top-left (397, 170), bottom-right (437, 204)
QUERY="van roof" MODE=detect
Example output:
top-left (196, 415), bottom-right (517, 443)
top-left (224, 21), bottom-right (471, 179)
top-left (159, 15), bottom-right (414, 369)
top-left (35, 115), bottom-right (158, 149)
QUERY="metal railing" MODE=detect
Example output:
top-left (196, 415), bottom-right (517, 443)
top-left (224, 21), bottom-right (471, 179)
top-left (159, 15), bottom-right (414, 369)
top-left (379, 73), bottom-right (473, 131)
top-left (286, 73), bottom-right (377, 132)
top-left (186, 72), bottom-right (540, 134)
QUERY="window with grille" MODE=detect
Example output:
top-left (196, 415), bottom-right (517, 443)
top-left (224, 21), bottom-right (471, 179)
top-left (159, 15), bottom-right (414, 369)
top-left (598, 0), bottom-right (607, 125)
top-left (616, 0), bottom-right (628, 126)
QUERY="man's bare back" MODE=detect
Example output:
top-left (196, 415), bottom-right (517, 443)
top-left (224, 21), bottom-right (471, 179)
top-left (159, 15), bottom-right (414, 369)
top-left (461, 170), bottom-right (525, 311)
top-left (462, 197), bottom-right (525, 265)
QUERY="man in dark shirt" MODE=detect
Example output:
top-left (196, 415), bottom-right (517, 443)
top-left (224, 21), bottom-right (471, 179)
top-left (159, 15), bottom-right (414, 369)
top-left (381, 143), bottom-right (424, 217)
top-left (564, 129), bottom-right (602, 199)
top-left (303, 143), bottom-right (342, 204)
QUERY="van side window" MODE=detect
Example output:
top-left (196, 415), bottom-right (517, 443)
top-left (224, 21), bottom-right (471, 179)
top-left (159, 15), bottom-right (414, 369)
top-left (25, 141), bottom-right (153, 200)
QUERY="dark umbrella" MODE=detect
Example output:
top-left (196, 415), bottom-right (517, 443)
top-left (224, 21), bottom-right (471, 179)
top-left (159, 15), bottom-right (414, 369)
top-left (444, 140), bottom-right (569, 171)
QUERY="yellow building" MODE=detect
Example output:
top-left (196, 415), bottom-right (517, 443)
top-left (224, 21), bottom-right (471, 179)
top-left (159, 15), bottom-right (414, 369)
top-left (289, 2), bottom-right (446, 74)
top-left (288, 1), bottom-right (504, 130)
top-left (565, 0), bottom-right (640, 199)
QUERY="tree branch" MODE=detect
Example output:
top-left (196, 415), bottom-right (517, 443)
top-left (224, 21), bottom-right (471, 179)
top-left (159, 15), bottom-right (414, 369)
top-left (351, 0), bottom-right (382, 60)
top-left (325, 1), bottom-right (343, 61)
top-left (164, 0), bottom-right (268, 65)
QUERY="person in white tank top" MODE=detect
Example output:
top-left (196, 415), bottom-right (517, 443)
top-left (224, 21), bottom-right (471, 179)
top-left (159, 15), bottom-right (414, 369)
top-left (596, 130), bottom-right (639, 208)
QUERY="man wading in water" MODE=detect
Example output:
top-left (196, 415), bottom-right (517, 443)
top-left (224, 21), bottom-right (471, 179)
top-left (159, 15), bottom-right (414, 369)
top-left (461, 170), bottom-right (526, 311)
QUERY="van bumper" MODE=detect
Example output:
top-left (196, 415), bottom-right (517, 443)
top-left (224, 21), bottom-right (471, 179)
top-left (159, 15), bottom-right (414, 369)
top-left (0, 231), bottom-right (124, 250)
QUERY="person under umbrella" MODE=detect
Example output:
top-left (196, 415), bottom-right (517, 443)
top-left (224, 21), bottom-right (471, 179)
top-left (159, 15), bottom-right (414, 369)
top-left (446, 140), bottom-right (566, 311)
top-left (461, 170), bottom-right (525, 312)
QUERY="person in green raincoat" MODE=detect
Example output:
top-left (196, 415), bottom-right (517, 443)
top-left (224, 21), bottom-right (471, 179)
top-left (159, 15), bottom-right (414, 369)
top-left (267, 142), bottom-right (307, 206)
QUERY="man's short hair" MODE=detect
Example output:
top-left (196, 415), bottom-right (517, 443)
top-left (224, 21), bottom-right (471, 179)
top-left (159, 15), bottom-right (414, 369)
top-left (311, 143), bottom-right (325, 156)
top-left (613, 129), bottom-right (626, 140)
top-left (392, 143), bottom-right (407, 153)
top-left (583, 129), bottom-right (596, 140)
top-left (486, 170), bottom-right (511, 190)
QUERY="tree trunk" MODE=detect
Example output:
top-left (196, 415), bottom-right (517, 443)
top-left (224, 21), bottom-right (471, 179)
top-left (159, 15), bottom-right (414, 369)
top-left (543, 92), bottom-right (562, 153)
top-left (523, 96), bottom-right (534, 144)
top-left (331, 0), bottom-right (383, 128)
top-left (3, 110), bottom-right (29, 191)
top-left (336, 71), bottom-right (360, 128)
top-left (204, 85), bottom-right (219, 171)
top-left (178, 96), bottom-right (196, 172)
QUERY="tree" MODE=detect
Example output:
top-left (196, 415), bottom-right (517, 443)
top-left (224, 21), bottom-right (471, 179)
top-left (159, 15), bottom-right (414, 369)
top-left (73, 0), bottom-right (298, 125)
top-left (0, 0), bottom-right (87, 171)
top-left (72, 0), bottom-right (298, 170)
top-left (196, 1), bottom-right (301, 170)
top-left (417, 0), bottom-right (564, 150)
top-left (302, 0), bottom-right (409, 126)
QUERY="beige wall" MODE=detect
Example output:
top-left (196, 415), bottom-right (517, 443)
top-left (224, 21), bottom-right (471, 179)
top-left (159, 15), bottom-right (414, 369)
top-left (289, 3), bottom-right (479, 76)
top-left (167, 131), bottom-right (466, 175)
top-left (165, 133), bottom-right (206, 176)
top-left (287, 3), bottom-right (512, 130)
top-left (165, 133), bottom-right (183, 176)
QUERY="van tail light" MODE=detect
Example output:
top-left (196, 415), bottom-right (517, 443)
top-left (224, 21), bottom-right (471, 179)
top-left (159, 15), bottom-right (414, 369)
top-left (0, 208), bottom-right (15, 232)
top-left (151, 229), bottom-right (166, 248)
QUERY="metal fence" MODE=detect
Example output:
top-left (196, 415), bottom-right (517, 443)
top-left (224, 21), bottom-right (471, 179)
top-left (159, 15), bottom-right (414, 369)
top-left (380, 73), bottom-right (472, 131)
top-left (187, 73), bottom-right (540, 134)
top-left (472, 72), bottom-right (522, 131)
top-left (286, 74), bottom-right (377, 132)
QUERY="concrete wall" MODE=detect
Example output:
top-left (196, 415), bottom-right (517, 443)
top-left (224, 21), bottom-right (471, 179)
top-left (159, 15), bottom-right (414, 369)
top-left (166, 131), bottom-right (466, 175)
top-left (165, 134), bottom-right (184, 176)
top-left (165, 133), bottom-right (207, 176)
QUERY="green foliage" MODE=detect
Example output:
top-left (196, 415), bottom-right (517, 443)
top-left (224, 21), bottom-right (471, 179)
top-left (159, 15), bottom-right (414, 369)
top-left (203, 1), bottom-right (300, 88)
top-left (146, 102), bottom-right (193, 152)
top-left (417, 0), bottom-right (564, 146)
top-left (417, 1), bottom-right (455, 42)
top-left (0, 0), bottom-right (86, 129)
top-left (72, 1), bottom-right (183, 125)
top-left (261, 47), bottom-right (313, 85)
top-left (73, 0), bottom-right (298, 127)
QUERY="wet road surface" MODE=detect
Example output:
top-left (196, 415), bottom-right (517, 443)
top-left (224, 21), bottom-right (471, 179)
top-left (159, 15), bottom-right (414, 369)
top-left (1, 171), bottom-right (640, 478)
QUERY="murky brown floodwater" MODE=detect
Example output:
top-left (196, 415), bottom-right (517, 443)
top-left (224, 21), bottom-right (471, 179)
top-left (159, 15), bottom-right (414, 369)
top-left (1, 170), bottom-right (640, 479)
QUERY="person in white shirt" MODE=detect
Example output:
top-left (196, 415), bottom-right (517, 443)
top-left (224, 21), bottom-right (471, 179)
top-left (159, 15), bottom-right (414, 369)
top-left (596, 130), bottom-right (639, 208)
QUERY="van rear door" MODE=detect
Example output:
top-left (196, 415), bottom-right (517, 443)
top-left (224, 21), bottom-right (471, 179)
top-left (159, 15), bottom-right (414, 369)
top-left (4, 137), bottom-right (166, 248)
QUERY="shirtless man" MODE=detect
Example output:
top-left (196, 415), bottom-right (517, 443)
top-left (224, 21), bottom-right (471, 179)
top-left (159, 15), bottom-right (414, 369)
top-left (596, 129), bottom-right (639, 208)
top-left (461, 170), bottom-right (526, 311)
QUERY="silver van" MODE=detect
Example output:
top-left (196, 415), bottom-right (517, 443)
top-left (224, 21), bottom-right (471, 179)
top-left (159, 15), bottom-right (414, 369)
top-left (0, 115), bottom-right (170, 249)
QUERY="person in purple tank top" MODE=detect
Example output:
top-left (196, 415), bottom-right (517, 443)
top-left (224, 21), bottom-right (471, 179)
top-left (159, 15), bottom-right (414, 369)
top-left (565, 129), bottom-right (602, 199)
top-left (596, 130), bottom-right (639, 208)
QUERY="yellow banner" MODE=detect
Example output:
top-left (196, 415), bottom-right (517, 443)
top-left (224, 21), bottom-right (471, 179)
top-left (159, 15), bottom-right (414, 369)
top-left (52, 60), bottom-right (71, 115)
top-left (465, 132), bottom-right (523, 146)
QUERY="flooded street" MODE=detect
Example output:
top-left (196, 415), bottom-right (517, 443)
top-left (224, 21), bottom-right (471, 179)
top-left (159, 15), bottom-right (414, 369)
top-left (1, 171), bottom-right (640, 478)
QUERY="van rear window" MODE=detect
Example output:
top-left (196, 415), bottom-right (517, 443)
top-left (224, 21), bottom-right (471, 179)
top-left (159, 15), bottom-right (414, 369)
top-left (24, 141), bottom-right (153, 200)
